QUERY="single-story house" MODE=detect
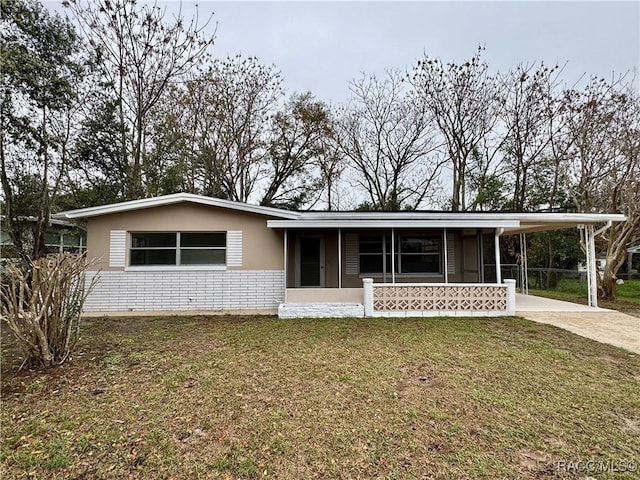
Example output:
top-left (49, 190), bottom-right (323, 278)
top-left (52, 193), bottom-right (625, 317)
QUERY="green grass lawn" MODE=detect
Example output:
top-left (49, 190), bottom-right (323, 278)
top-left (2, 315), bottom-right (639, 479)
top-left (529, 279), bottom-right (640, 317)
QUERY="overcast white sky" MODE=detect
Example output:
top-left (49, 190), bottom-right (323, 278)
top-left (190, 0), bottom-right (640, 103)
top-left (49, 1), bottom-right (639, 103)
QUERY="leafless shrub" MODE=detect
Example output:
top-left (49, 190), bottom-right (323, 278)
top-left (1, 253), bottom-right (99, 370)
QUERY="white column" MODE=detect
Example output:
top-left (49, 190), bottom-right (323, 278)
top-left (505, 279), bottom-right (516, 315)
top-left (391, 228), bottom-right (395, 284)
top-left (494, 229), bottom-right (502, 284)
top-left (283, 229), bottom-right (288, 303)
top-left (523, 233), bottom-right (528, 294)
top-left (586, 225), bottom-right (598, 308)
top-left (382, 232), bottom-right (387, 282)
top-left (519, 233), bottom-right (529, 294)
top-left (363, 278), bottom-right (374, 316)
top-left (478, 229), bottom-right (484, 282)
top-left (443, 228), bottom-right (449, 283)
top-left (338, 228), bottom-right (342, 289)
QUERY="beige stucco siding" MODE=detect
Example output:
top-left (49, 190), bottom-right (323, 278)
top-left (86, 202), bottom-right (283, 271)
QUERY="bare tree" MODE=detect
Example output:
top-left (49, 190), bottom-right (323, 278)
top-left (336, 70), bottom-right (442, 211)
top-left (186, 56), bottom-right (284, 202)
top-left (260, 92), bottom-right (333, 209)
top-left (411, 46), bottom-right (501, 211)
top-left (316, 132), bottom-right (345, 211)
top-left (65, 0), bottom-right (215, 199)
top-left (560, 76), bottom-right (640, 299)
top-left (498, 62), bottom-right (564, 211)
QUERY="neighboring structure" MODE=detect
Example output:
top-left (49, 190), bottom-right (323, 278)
top-left (0, 216), bottom-right (86, 258)
top-left (627, 244), bottom-right (640, 277)
top-left (53, 193), bottom-right (625, 317)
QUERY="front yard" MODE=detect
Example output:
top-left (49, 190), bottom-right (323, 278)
top-left (2, 315), bottom-right (639, 479)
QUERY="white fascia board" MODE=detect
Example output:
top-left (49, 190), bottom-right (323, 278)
top-left (52, 193), bottom-right (300, 220)
top-left (299, 212), bottom-right (626, 222)
top-left (513, 213), bottom-right (626, 223)
top-left (502, 214), bottom-right (627, 234)
top-left (267, 219), bottom-right (520, 229)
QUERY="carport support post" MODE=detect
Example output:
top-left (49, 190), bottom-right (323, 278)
top-left (586, 225), bottom-right (598, 308)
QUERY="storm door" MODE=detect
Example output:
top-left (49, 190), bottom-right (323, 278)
top-left (296, 236), bottom-right (325, 287)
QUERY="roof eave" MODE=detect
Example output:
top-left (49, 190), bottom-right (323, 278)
top-left (52, 193), bottom-right (300, 220)
top-left (267, 219), bottom-right (521, 229)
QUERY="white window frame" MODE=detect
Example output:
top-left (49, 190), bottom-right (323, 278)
top-left (126, 231), bottom-right (227, 271)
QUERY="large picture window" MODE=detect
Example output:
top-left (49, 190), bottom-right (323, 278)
top-left (130, 232), bottom-right (226, 266)
top-left (358, 233), bottom-right (441, 275)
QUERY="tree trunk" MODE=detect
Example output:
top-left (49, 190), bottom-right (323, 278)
top-left (600, 266), bottom-right (618, 300)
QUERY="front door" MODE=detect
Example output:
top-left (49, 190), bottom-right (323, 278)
top-left (296, 236), bottom-right (325, 287)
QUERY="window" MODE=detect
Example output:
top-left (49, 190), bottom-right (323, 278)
top-left (358, 233), bottom-right (441, 275)
top-left (130, 232), bottom-right (226, 266)
top-left (398, 236), bottom-right (440, 274)
top-left (359, 235), bottom-right (393, 274)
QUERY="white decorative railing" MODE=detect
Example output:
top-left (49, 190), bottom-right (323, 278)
top-left (362, 279), bottom-right (516, 316)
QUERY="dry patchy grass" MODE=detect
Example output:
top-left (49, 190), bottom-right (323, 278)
top-left (1, 315), bottom-right (639, 479)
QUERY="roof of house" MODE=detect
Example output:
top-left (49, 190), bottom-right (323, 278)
top-left (52, 193), bottom-right (301, 220)
top-left (52, 193), bottom-right (626, 234)
top-left (266, 211), bottom-right (626, 233)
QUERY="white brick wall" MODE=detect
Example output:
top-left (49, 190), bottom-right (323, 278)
top-left (278, 303), bottom-right (364, 319)
top-left (84, 270), bottom-right (284, 312)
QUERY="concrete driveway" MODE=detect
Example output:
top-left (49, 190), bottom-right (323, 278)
top-left (516, 294), bottom-right (640, 354)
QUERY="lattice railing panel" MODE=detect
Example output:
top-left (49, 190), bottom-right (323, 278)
top-left (373, 285), bottom-right (507, 311)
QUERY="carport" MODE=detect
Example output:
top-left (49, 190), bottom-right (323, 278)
top-left (501, 214), bottom-right (626, 309)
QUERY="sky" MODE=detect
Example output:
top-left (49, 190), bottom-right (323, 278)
top-left (186, 0), bottom-right (640, 103)
top-left (47, 1), bottom-right (640, 104)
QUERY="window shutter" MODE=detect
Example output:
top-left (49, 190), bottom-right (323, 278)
top-left (345, 234), bottom-right (359, 274)
top-left (109, 230), bottom-right (126, 267)
top-left (447, 232), bottom-right (456, 274)
top-left (227, 230), bottom-right (243, 267)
